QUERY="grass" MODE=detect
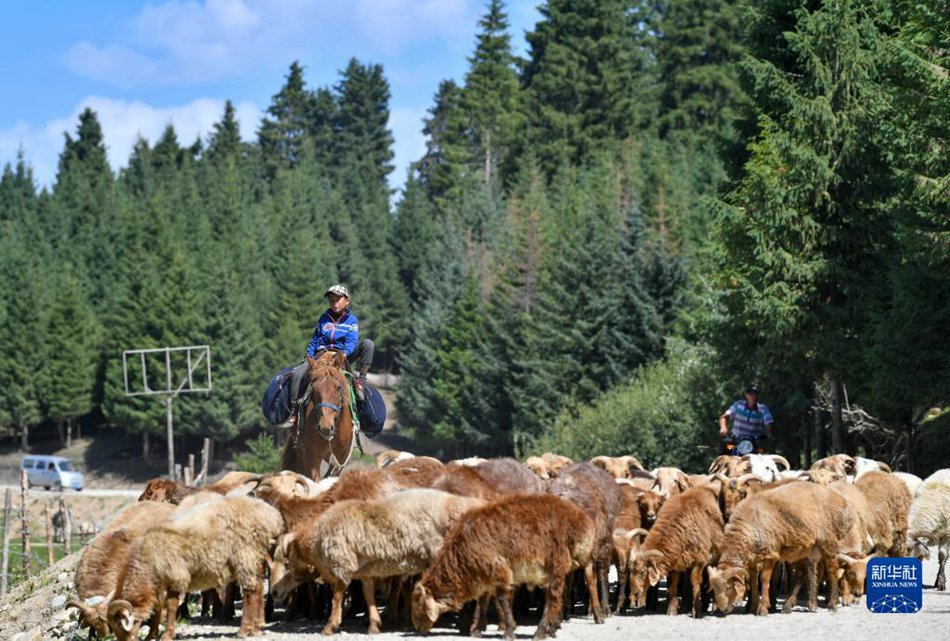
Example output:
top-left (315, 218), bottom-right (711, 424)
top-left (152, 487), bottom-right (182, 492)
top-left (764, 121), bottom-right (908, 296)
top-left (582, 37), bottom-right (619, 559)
top-left (2, 533), bottom-right (83, 591)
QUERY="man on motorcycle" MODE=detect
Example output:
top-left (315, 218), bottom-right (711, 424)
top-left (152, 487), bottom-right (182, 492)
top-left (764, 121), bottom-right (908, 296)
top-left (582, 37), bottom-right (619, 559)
top-left (719, 385), bottom-right (774, 441)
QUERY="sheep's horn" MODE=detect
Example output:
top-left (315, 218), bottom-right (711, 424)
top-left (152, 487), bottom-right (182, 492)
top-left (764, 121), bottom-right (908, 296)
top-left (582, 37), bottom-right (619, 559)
top-left (294, 477), bottom-right (310, 495)
top-left (640, 549), bottom-right (664, 560)
top-left (770, 455), bottom-right (791, 471)
top-left (878, 462), bottom-right (892, 473)
top-left (629, 528), bottom-right (649, 539)
top-left (67, 599), bottom-right (95, 617)
top-left (624, 456), bottom-right (645, 471)
top-left (836, 553), bottom-right (858, 564)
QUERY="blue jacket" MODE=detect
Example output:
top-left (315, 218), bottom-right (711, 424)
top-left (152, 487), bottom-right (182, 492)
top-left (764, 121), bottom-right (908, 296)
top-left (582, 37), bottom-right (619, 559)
top-left (307, 309), bottom-right (359, 357)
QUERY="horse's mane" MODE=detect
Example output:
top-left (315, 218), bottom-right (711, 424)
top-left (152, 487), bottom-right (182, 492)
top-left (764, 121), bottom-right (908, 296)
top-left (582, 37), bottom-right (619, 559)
top-left (309, 352), bottom-right (347, 384)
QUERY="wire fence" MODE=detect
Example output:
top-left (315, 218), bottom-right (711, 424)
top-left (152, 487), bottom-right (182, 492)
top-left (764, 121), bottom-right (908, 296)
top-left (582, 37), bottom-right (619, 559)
top-left (0, 473), bottom-right (96, 597)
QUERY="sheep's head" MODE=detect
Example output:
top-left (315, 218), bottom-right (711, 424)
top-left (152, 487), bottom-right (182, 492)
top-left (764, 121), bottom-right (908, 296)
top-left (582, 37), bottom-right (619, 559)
top-left (107, 599), bottom-right (141, 641)
top-left (269, 533), bottom-right (318, 601)
top-left (707, 566), bottom-right (747, 613)
top-left (836, 553), bottom-right (873, 599)
top-left (636, 491), bottom-right (665, 525)
top-left (629, 548), bottom-right (667, 605)
top-left (411, 583), bottom-right (451, 634)
top-left (67, 593), bottom-right (112, 637)
top-left (525, 456), bottom-right (551, 480)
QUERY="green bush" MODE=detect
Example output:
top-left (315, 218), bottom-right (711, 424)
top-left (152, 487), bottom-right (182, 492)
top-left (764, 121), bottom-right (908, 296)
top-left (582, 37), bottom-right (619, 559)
top-left (232, 432), bottom-right (282, 473)
top-left (531, 340), bottom-right (726, 472)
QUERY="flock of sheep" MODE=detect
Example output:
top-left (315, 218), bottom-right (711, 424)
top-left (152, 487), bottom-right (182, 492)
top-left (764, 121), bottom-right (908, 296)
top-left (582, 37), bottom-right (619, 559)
top-left (64, 449), bottom-right (950, 641)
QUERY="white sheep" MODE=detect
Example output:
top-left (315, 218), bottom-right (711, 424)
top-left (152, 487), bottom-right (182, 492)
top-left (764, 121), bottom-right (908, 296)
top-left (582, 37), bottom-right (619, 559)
top-left (908, 469), bottom-right (950, 590)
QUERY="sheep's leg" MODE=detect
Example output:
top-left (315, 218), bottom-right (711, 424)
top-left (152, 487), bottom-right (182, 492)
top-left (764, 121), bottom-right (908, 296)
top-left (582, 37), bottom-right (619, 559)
top-left (145, 607), bottom-right (162, 641)
top-left (748, 563), bottom-right (759, 615)
top-left (496, 587), bottom-right (516, 641)
top-left (782, 562), bottom-right (803, 613)
top-left (615, 565), bottom-right (628, 614)
top-left (582, 563), bottom-right (605, 623)
top-left (598, 561), bottom-right (610, 619)
top-left (805, 559), bottom-right (819, 612)
top-left (322, 579), bottom-right (347, 636)
top-left (470, 594), bottom-right (490, 637)
top-left (237, 585), bottom-right (259, 637)
top-left (386, 578), bottom-right (401, 626)
top-left (822, 554), bottom-right (839, 611)
top-left (757, 561), bottom-right (774, 616)
top-left (937, 544), bottom-right (948, 591)
top-left (160, 592), bottom-right (180, 641)
top-left (690, 565), bottom-right (704, 618)
top-left (535, 573), bottom-right (566, 640)
top-left (359, 578), bottom-right (382, 634)
top-left (665, 570), bottom-right (679, 616)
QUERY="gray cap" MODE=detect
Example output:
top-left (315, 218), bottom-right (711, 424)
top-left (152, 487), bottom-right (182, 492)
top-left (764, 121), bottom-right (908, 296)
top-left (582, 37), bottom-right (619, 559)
top-left (324, 284), bottom-right (349, 298)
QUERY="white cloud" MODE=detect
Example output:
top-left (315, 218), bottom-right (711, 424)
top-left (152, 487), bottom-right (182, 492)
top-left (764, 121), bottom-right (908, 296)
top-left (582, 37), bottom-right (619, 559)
top-left (63, 0), bottom-right (477, 88)
top-left (0, 96), bottom-right (260, 187)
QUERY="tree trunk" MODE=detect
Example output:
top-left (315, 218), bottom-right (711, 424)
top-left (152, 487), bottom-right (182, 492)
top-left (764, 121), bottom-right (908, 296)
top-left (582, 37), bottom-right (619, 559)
top-left (20, 423), bottom-right (28, 451)
top-left (801, 414), bottom-right (812, 468)
top-left (76, 421), bottom-right (81, 441)
top-left (56, 420), bottom-right (65, 446)
top-left (143, 431), bottom-right (150, 462)
top-left (66, 418), bottom-right (72, 449)
top-left (829, 379), bottom-right (844, 454)
top-left (813, 407), bottom-right (825, 460)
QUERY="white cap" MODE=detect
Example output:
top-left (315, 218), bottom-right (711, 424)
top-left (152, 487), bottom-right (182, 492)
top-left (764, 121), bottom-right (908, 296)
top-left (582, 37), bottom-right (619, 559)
top-left (324, 284), bottom-right (349, 298)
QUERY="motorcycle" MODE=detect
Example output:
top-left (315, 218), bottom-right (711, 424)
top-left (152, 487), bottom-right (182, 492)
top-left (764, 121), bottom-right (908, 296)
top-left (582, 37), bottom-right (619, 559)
top-left (720, 433), bottom-right (770, 456)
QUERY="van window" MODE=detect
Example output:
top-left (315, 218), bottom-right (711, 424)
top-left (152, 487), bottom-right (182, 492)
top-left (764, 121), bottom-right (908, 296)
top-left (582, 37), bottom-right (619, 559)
top-left (58, 461), bottom-right (71, 471)
top-left (22, 459), bottom-right (33, 468)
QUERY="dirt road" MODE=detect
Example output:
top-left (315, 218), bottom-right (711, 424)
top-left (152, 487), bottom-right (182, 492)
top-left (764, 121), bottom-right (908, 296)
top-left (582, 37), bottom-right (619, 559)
top-left (0, 485), bottom-right (141, 498)
top-left (176, 557), bottom-right (948, 641)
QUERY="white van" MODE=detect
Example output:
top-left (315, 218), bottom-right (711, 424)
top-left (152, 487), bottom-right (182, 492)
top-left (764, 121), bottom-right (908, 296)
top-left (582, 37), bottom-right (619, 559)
top-left (20, 455), bottom-right (84, 491)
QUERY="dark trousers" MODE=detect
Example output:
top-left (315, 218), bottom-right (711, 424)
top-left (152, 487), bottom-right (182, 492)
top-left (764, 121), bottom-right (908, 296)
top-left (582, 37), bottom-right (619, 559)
top-left (290, 339), bottom-right (374, 400)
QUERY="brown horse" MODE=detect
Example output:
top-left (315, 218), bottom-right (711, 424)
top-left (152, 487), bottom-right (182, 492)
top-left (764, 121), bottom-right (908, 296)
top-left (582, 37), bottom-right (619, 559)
top-left (279, 351), bottom-right (356, 479)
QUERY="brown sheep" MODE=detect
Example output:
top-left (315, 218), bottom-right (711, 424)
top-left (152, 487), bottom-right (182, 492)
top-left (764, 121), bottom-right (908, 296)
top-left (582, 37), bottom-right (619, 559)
top-left (630, 484), bottom-right (725, 617)
top-left (855, 470), bottom-right (912, 556)
top-left (525, 456), bottom-right (552, 480)
top-left (827, 480), bottom-right (876, 605)
top-left (708, 456), bottom-right (749, 478)
top-left (810, 454), bottom-right (856, 480)
top-left (708, 482), bottom-right (854, 615)
top-left (611, 482), bottom-right (657, 613)
top-left (590, 455), bottom-right (645, 479)
top-left (412, 494), bottom-right (596, 641)
top-left (138, 471), bottom-right (264, 504)
top-left (541, 452), bottom-right (574, 477)
top-left (375, 449), bottom-right (415, 468)
top-left (106, 496), bottom-right (283, 640)
top-left (271, 489), bottom-right (484, 635)
top-left (434, 457), bottom-right (544, 499)
top-left (650, 467), bottom-right (691, 496)
top-left (67, 501), bottom-right (176, 636)
top-left (254, 466), bottom-right (398, 531)
top-left (383, 456), bottom-right (446, 488)
top-left (547, 462), bottom-right (621, 623)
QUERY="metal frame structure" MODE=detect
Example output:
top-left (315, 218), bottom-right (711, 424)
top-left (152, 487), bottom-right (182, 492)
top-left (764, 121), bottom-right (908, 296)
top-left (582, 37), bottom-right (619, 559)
top-left (122, 346), bottom-right (212, 480)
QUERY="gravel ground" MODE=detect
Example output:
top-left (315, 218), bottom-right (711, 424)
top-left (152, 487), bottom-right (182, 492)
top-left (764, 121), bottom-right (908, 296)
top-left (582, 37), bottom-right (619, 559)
top-left (171, 557), bottom-right (948, 641)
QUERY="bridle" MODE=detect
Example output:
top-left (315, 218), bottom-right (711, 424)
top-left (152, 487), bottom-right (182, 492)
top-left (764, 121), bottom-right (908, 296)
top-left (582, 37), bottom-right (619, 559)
top-left (309, 374), bottom-right (346, 441)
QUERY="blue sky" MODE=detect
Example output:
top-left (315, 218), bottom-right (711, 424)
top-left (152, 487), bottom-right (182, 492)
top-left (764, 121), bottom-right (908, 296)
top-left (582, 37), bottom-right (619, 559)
top-left (0, 0), bottom-right (540, 193)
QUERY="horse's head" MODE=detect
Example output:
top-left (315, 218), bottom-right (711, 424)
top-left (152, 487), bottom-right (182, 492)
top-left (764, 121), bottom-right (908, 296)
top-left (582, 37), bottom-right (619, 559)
top-left (305, 353), bottom-right (348, 440)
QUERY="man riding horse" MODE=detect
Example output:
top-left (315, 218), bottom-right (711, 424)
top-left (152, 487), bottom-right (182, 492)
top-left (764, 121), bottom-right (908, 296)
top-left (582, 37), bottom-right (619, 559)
top-left (285, 284), bottom-right (374, 427)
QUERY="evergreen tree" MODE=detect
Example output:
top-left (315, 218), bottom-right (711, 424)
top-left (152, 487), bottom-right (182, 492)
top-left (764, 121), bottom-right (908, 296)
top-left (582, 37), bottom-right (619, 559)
top-left (714, 0), bottom-right (898, 450)
top-left (334, 58), bottom-right (395, 189)
top-left (521, 0), bottom-right (656, 172)
top-left (460, 0), bottom-right (523, 186)
top-left (656, 0), bottom-right (749, 152)
top-left (259, 62), bottom-right (314, 179)
top-left (414, 80), bottom-right (467, 207)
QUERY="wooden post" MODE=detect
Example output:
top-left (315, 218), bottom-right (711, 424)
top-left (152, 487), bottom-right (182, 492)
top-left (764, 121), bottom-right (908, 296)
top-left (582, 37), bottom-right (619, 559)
top-left (187, 454), bottom-right (195, 485)
top-left (59, 499), bottom-right (71, 556)
top-left (174, 464), bottom-right (182, 483)
top-left (20, 470), bottom-right (30, 576)
top-left (1, 487), bottom-right (12, 596)
top-left (44, 504), bottom-right (54, 566)
top-left (198, 438), bottom-right (210, 486)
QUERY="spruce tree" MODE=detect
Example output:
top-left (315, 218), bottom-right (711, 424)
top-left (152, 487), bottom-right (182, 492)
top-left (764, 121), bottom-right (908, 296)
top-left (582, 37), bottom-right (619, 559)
top-left (259, 62), bottom-right (314, 180)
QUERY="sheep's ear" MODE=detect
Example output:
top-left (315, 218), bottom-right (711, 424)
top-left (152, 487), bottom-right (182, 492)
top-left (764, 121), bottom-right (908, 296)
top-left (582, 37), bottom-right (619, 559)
top-left (835, 567), bottom-right (845, 580)
top-left (647, 560), bottom-right (663, 587)
top-left (424, 594), bottom-right (444, 623)
top-left (278, 532), bottom-right (295, 558)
